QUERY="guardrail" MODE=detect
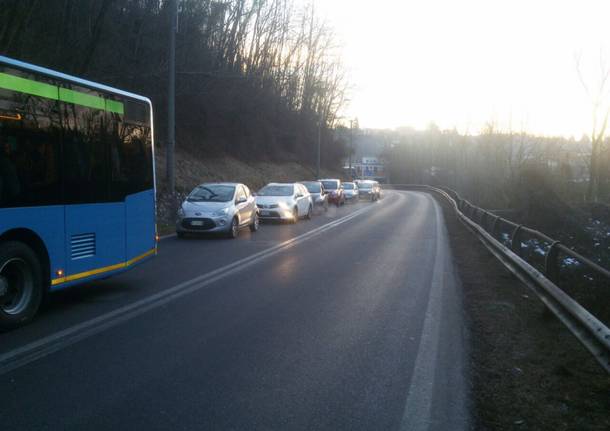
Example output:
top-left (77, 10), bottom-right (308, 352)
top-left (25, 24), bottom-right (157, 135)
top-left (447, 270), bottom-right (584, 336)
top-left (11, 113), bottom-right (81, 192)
top-left (387, 184), bottom-right (610, 373)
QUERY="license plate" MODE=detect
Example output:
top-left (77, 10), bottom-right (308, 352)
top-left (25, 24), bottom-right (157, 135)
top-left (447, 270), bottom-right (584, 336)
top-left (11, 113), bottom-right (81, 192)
top-left (260, 210), bottom-right (270, 216)
top-left (191, 220), bottom-right (204, 226)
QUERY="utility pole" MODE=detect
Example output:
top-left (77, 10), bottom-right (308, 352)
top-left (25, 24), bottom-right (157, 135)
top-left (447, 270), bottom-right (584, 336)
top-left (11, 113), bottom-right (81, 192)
top-left (316, 115), bottom-right (321, 179)
top-left (349, 120), bottom-right (353, 180)
top-left (166, 0), bottom-right (177, 195)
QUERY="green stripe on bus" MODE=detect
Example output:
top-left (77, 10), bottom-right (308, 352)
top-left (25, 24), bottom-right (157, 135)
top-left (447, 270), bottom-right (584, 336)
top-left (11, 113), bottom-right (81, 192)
top-left (59, 88), bottom-right (105, 111)
top-left (105, 99), bottom-right (124, 114)
top-left (0, 72), bottom-right (125, 114)
top-left (0, 72), bottom-right (58, 99)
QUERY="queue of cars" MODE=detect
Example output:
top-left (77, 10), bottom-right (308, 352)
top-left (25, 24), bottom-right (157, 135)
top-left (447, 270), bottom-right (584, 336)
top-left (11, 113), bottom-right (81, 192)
top-left (175, 179), bottom-right (382, 238)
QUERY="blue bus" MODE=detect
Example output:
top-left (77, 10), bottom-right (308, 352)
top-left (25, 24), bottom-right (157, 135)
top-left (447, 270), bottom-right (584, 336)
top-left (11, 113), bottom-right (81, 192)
top-left (0, 56), bottom-right (156, 330)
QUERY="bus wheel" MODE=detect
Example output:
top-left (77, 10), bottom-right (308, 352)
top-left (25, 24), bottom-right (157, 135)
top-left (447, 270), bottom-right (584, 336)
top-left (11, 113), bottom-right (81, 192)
top-left (0, 242), bottom-right (43, 331)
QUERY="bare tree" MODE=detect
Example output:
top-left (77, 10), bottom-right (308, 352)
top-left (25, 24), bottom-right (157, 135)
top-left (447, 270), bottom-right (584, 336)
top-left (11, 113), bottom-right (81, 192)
top-left (576, 51), bottom-right (610, 202)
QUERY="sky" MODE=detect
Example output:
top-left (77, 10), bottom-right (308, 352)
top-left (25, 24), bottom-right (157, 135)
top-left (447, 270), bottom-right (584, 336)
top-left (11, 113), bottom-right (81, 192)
top-left (312, 0), bottom-right (610, 137)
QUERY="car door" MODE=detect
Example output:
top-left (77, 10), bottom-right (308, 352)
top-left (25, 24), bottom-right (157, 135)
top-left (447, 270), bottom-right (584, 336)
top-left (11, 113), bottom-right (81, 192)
top-left (242, 185), bottom-right (255, 222)
top-left (235, 185), bottom-right (249, 226)
top-left (296, 184), bottom-right (308, 215)
top-left (303, 185), bottom-right (312, 209)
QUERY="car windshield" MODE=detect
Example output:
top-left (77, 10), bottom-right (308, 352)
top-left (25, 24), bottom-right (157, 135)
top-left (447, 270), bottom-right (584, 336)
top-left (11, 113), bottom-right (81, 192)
top-left (321, 180), bottom-right (338, 190)
top-left (258, 185), bottom-right (294, 196)
top-left (301, 182), bottom-right (321, 193)
top-left (343, 183), bottom-right (355, 190)
top-left (187, 185), bottom-right (235, 202)
top-left (359, 183), bottom-right (373, 189)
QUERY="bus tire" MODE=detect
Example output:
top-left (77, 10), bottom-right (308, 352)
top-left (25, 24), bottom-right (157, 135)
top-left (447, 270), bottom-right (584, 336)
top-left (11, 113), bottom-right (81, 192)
top-left (0, 241), bottom-right (44, 331)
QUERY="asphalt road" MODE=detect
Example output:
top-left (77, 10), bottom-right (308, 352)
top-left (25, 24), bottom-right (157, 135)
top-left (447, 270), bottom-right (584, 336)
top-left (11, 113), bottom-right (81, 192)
top-left (0, 191), bottom-right (469, 431)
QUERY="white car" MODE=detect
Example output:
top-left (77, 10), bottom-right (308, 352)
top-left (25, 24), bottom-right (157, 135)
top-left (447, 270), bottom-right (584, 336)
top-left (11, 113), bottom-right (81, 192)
top-left (256, 183), bottom-right (313, 222)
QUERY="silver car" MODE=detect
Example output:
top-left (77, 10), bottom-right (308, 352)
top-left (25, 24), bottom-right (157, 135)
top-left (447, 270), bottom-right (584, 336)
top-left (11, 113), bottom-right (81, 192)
top-left (342, 182), bottom-right (359, 202)
top-left (358, 180), bottom-right (380, 201)
top-left (299, 181), bottom-right (328, 212)
top-left (256, 183), bottom-right (313, 222)
top-left (176, 183), bottom-right (259, 238)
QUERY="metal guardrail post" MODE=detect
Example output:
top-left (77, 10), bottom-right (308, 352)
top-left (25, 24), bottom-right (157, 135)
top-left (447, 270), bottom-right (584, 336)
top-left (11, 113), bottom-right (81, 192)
top-left (545, 241), bottom-right (561, 284)
top-left (481, 211), bottom-right (488, 231)
top-left (511, 225), bottom-right (523, 257)
top-left (490, 215), bottom-right (500, 238)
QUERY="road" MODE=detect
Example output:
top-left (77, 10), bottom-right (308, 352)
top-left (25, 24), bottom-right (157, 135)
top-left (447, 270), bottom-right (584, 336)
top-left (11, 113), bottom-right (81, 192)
top-left (0, 191), bottom-right (469, 431)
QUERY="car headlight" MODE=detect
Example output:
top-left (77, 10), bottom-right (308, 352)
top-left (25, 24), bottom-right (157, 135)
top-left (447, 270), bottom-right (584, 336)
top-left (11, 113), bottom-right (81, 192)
top-left (177, 207), bottom-right (185, 217)
top-left (212, 207), bottom-right (230, 217)
top-left (278, 201), bottom-right (290, 210)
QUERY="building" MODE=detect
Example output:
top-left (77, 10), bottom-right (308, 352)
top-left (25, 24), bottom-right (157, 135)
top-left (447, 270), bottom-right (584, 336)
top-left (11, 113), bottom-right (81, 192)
top-left (344, 156), bottom-right (387, 182)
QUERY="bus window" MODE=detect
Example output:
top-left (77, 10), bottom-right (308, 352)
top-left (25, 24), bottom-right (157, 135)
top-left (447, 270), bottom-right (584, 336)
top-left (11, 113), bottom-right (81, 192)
top-left (59, 84), bottom-right (108, 204)
top-left (0, 72), bottom-right (61, 208)
top-left (108, 100), bottom-right (153, 200)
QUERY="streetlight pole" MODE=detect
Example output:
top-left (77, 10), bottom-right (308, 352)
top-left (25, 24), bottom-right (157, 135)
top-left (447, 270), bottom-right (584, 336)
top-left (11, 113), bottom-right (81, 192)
top-left (349, 120), bottom-right (353, 180)
top-left (316, 115), bottom-right (321, 179)
top-left (166, 0), bottom-right (177, 195)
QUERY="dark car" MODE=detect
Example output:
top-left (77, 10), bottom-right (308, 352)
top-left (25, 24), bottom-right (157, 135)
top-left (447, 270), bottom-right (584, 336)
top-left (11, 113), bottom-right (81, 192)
top-left (299, 181), bottom-right (328, 212)
top-left (318, 179), bottom-right (345, 206)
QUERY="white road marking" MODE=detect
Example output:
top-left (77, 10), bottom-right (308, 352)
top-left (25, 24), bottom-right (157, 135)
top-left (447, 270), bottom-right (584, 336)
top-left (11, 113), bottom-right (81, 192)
top-left (400, 195), bottom-right (448, 431)
top-left (0, 204), bottom-right (377, 375)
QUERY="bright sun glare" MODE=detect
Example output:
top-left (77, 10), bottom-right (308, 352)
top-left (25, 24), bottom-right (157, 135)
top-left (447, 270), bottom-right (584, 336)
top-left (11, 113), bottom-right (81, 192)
top-left (314, 0), bottom-right (610, 137)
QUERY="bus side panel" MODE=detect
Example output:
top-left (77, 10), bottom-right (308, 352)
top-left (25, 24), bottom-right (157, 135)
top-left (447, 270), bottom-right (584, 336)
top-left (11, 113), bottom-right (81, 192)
top-left (0, 206), bottom-right (65, 283)
top-left (63, 203), bottom-right (125, 281)
top-left (125, 189), bottom-right (155, 261)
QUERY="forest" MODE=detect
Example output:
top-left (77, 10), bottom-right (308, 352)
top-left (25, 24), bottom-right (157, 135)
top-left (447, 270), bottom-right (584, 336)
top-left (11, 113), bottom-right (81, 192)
top-left (0, 0), bottom-right (348, 168)
top-left (383, 124), bottom-right (610, 266)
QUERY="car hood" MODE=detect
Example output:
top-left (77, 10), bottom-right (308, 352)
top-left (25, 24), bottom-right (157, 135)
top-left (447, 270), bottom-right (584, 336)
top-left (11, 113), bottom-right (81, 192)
top-left (255, 196), bottom-right (295, 206)
top-left (181, 200), bottom-right (231, 215)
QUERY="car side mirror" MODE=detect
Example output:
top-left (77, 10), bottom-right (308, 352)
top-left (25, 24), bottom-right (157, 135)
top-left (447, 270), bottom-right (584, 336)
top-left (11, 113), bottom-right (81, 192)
top-left (236, 196), bottom-right (247, 204)
top-left (295, 193), bottom-right (303, 198)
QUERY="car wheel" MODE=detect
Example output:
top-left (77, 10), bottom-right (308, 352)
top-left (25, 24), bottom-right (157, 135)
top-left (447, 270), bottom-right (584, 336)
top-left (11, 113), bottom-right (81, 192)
top-left (0, 241), bottom-right (44, 331)
top-left (228, 217), bottom-right (239, 238)
top-left (249, 213), bottom-right (260, 232)
top-left (306, 205), bottom-right (313, 220)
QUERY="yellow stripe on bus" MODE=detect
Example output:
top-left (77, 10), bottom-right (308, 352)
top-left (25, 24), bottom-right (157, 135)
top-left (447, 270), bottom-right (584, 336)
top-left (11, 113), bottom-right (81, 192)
top-left (51, 248), bottom-right (157, 286)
